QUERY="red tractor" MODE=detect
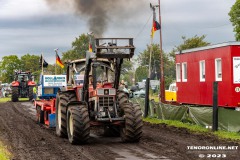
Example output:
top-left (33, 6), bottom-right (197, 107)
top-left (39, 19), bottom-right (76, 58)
top-left (11, 71), bottom-right (36, 102)
top-left (55, 38), bottom-right (143, 144)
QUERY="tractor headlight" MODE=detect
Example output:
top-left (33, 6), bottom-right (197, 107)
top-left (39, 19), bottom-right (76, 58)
top-left (97, 89), bottom-right (104, 95)
top-left (99, 106), bottom-right (104, 112)
top-left (97, 88), bottom-right (116, 96)
top-left (100, 112), bottom-right (106, 117)
top-left (108, 106), bottom-right (114, 112)
top-left (109, 89), bottom-right (116, 95)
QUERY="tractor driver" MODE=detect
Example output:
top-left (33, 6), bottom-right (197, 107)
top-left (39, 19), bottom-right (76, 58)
top-left (21, 76), bottom-right (25, 82)
top-left (89, 75), bottom-right (93, 84)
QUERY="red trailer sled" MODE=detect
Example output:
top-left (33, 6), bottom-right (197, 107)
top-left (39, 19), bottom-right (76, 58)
top-left (34, 75), bottom-right (67, 127)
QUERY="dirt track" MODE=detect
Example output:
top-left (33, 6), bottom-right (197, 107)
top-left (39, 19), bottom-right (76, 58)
top-left (0, 102), bottom-right (239, 160)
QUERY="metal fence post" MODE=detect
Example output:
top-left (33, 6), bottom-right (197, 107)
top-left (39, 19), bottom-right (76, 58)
top-left (212, 81), bottom-right (218, 131)
top-left (144, 78), bottom-right (150, 118)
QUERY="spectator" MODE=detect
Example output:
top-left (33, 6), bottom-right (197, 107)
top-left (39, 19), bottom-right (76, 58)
top-left (33, 86), bottom-right (37, 101)
top-left (119, 80), bottom-right (125, 89)
top-left (1, 87), bottom-right (5, 98)
top-left (0, 85), bottom-right (3, 98)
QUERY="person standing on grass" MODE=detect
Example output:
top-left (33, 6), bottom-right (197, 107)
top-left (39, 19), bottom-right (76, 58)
top-left (1, 87), bottom-right (5, 98)
top-left (33, 86), bottom-right (37, 101)
top-left (0, 85), bottom-right (3, 98)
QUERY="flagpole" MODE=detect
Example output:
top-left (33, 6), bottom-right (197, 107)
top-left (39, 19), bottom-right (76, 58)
top-left (41, 53), bottom-right (44, 75)
top-left (158, 0), bottom-right (165, 103)
top-left (54, 48), bottom-right (58, 75)
top-left (144, 3), bottom-right (158, 118)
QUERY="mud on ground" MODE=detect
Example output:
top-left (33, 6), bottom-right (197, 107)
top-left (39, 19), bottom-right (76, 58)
top-left (0, 102), bottom-right (239, 160)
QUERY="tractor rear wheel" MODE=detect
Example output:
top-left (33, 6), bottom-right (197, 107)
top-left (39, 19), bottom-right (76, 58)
top-left (120, 103), bottom-right (143, 142)
top-left (117, 91), bottom-right (129, 105)
top-left (11, 87), bottom-right (19, 102)
top-left (67, 104), bottom-right (90, 144)
top-left (56, 92), bottom-right (77, 138)
top-left (28, 86), bottom-right (33, 101)
top-left (36, 106), bottom-right (44, 124)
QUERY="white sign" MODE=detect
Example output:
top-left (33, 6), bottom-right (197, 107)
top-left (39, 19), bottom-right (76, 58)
top-left (74, 75), bottom-right (84, 80)
top-left (233, 57), bottom-right (240, 84)
top-left (43, 75), bottom-right (67, 87)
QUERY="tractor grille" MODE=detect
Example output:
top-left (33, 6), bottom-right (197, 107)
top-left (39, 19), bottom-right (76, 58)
top-left (98, 96), bottom-right (114, 107)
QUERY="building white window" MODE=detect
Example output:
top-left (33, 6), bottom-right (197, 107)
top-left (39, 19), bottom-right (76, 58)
top-left (182, 62), bottom-right (187, 82)
top-left (176, 63), bottom-right (181, 82)
top-left (215, 58), bottom-right (222, 81)
top-left (199, 60), bottom-right (205, 82)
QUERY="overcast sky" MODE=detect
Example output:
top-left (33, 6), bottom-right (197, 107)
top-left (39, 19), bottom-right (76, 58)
top-left (0, 0), bottom-right (236, 64)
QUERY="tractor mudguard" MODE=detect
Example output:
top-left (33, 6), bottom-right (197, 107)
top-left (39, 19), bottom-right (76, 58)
top-left (58, 86), bottom-right (69, 92)
top-left (66, 101), bottom-right (88, 113)
top-left (67, 101), bottom-right (87, 106)
top-left (27, 81), bottom-right (36, 86)
top-left (11, 81), bottom-right (20, 87)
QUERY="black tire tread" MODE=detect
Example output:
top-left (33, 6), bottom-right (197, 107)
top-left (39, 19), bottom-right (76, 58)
top-left (29, 86), bottom-right (33, 101)
top-left (56, 92), bottom-right (77, 138)
top-left (36, 106), bottom-right (44, 124)
top-left (11, 87), bottom-right (18, 102)
top-left (120, 102), bottom-right (143, 142)
top-left (67, 105), bottom-right (90, 144)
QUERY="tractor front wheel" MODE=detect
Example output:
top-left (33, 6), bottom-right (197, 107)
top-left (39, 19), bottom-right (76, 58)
top-left (36, 106), bottom-right (44, 124)
top-left (67, 104), bottom-right (90, 144)
top-left (56, 92), bottom-right (68, 137)
top-left (11, 87), bottom-right (19, 102)
top-left (120, 103), bottom-right (143, 142)
top-left (28, 86), bottom-right (33, 101)
top-left (56, 92), bottom-right (77, 138)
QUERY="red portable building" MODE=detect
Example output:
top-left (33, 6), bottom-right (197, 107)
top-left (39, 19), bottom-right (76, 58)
top-left (175, 42), bottom-right (240, 108)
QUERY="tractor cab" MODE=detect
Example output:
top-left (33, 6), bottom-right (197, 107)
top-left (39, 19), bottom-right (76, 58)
top-left (11, 71), bottom-right (36, 102)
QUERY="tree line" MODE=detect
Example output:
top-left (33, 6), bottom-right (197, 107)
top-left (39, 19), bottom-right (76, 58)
top-left (0, 34), bottom-right (210, 89)
top-left (1, 0), bottom-right (239, 86)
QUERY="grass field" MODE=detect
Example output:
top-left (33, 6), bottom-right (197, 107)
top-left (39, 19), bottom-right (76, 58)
top-left (144, 117), bottom-right (240, 141)
top-left (0, 98), bottom-right (10, 103)
top-left (0, 141), bottom-right (11, 160)
top-left (0, 97), bottom-right (12, 159)
top-left (0, 97), bottom-right (29, 103)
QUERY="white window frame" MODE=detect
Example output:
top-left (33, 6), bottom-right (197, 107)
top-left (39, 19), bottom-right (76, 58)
top-left (199, 60), bottom-right (205, 82)
top-left (176, 63), bottom-right (181, 82)
top-left (215, 58), bottom-right (222, 81)
top-left (182, 62), bottom-right (187, 82)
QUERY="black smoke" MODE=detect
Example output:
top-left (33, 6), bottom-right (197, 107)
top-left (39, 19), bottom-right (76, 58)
top-left (45, 0), bottom-right (145, 37)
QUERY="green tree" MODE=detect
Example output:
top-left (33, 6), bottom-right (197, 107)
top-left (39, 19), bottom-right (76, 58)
top-left (137, 43), bottom-right (174, 88)
top-left (62, 34), bottom-right (89, 61)
top-left (21, 54), bottom-right (40, 72)
top-left (176, 35), bottom-right (210, 51)
top-left (229, 0), bottom-right (240, 41)
top-left (121, 60), bottom-right (133, 74)
top-left (136, 35), bottom-right (209, 89)
top-left (137, 44), bottom-right (162, 80)
top-left (135, 66), bottom-right (148, 82)
top-left (169, 35), bottom-right (210, 60)
top-left (120, 59), bottom-right (134, 86)
top-left (0, 55), bottom-right (21, 82)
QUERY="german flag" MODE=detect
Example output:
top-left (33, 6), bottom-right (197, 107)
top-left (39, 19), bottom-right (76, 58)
top-left (56, 53), bottom-right (64, 68)
top-left (151, 20), bottom-right (160, 38)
